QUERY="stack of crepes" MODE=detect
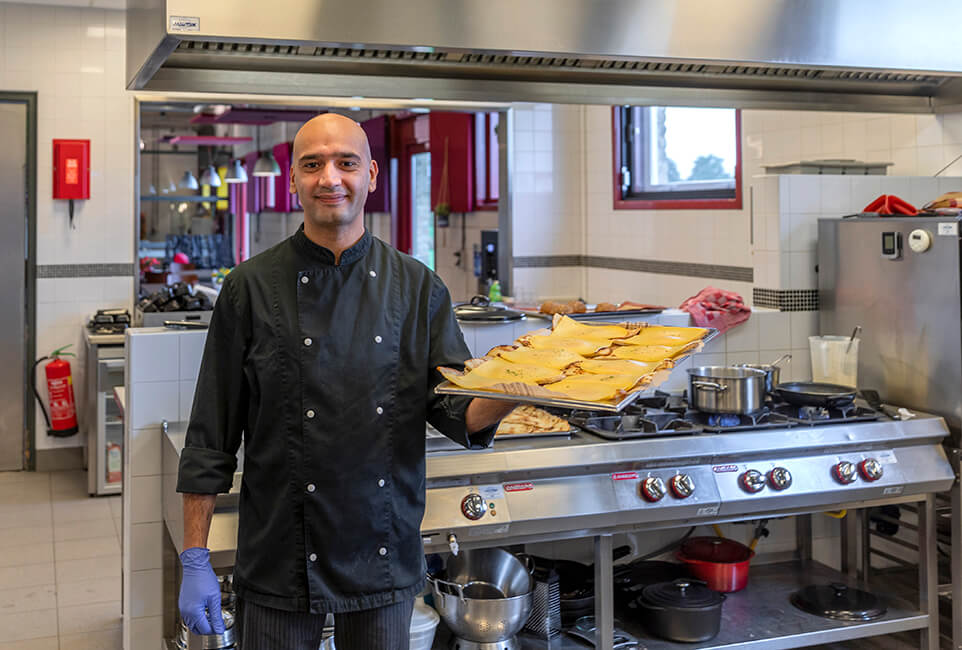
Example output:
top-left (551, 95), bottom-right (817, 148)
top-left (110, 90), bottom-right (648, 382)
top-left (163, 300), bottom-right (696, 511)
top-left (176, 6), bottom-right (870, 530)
top-left (438, 315), bottom-right (709, 405)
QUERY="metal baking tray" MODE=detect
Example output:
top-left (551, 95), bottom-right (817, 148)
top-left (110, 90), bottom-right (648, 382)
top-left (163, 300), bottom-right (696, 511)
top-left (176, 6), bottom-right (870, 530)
top-left (434, 327), bottom-right (718, 413)
top-left (433, 382), bottom-right (647, 413)
top-left (494, 427), bottom-right (576, 439)
top-left (518, 307), bottom-right (664, 321)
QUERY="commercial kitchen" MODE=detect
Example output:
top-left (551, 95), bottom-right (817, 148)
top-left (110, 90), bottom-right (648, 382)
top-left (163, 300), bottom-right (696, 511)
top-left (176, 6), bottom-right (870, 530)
top-left (4, 1), bottom-right (962, 649)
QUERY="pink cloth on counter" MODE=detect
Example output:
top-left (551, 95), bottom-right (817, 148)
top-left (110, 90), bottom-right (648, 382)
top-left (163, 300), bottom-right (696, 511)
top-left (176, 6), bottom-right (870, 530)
top-left (678, 287), bottom-right (751, 334)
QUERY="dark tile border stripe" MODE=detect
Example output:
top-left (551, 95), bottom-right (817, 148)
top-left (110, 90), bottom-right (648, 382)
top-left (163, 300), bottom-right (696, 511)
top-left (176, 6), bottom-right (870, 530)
top-left (513, 255), bottom-right (753, 283)
top-left (754, 288), bottom-right (819, 312)
top-left (37, 263), bottom-right (135, 278)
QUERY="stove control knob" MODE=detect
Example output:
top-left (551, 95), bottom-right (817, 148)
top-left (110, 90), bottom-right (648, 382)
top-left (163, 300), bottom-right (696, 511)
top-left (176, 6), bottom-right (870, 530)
top-left (669, 474), bottom-right (695, 499)
top-left (768, 467), bottom-right (793, 491)
top-left (858, 458), bottom-right (883, 482)
top-left (640, 477), bottom-right (666, 502)
top-left (460, 493), bottom-right (487, 520)
top-left (833, 461), bottom-right (858, 485)
top-left (740, 469), bottom-right (766, 494)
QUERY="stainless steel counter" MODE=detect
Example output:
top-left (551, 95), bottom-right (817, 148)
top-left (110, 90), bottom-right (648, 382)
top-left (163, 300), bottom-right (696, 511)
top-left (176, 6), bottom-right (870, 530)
top-left (161, 412), bottom-right (954, 649)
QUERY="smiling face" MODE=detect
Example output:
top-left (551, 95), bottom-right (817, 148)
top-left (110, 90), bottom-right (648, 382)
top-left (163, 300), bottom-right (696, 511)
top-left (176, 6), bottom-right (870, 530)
top-left (290, 114), bottom-right (378, 231)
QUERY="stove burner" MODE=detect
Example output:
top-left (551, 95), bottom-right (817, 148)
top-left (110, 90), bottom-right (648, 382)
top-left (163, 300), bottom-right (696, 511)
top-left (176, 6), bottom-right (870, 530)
top-left (570, 408), bottom-right (702, 440)
top-left (708, 414), bottom-right (742, 428)
top-left (771, 402), bottom-right (880, 426)
top-left (798, 406), bottom-right (831, 420)
top-left (570, 395), bottom-right (883, 440)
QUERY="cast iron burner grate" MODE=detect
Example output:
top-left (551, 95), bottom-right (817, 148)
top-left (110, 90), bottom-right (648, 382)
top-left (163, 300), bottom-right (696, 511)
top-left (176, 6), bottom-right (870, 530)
top-left (685, 407), bottom-right (795, 433)
top-left (771, 402), bottom-right (880, 426)
top-left (569, 408), bottom-right (702, 440)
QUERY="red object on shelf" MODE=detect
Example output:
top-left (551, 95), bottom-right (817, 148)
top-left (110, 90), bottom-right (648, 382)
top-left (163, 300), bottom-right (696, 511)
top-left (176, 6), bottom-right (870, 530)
top-left (429, 112), bottom-right (475, 213)
top-left (863, 194), bottom-right (918, 215)
top-left (53, 139), bottom-right (90, 200)
top-left (677, 537), bottom-right (754, 593)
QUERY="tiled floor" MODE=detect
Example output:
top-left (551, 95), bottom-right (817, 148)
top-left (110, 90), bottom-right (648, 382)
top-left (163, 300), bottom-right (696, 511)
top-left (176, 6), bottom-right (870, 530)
top-left (0, 470), bottom-right (122, 650)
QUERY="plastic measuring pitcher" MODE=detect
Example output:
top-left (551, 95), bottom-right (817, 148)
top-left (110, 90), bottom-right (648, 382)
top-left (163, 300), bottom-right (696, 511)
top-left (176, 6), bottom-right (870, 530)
top-left (808, 335), bottom-right (859, 387)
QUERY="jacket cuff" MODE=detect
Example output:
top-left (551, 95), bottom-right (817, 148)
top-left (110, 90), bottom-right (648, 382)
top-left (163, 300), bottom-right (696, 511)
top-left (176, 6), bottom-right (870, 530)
top-left (177, 447), bottom-right (238, 494)
top-left (466, 423), bottom-right (497, 450)
top-left (432, 395), bottom-right (499, 450)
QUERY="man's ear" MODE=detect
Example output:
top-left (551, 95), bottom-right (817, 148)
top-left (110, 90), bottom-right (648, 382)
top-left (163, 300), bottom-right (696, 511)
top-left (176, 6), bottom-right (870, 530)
top-left (368, 159), bottom-right (378, 193)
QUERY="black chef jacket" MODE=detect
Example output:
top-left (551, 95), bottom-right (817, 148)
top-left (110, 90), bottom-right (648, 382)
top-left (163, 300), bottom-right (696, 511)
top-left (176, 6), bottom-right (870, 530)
top-left (177, 226), bottom-right (495, 613)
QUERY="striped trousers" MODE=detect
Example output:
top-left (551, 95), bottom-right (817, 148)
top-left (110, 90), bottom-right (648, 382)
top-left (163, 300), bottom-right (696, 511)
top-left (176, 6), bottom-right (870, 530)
top-left (235, 597), bottom-right (414, 650)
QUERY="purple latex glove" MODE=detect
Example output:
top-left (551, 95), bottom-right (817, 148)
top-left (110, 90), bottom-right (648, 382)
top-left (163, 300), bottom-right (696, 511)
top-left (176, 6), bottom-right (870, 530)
top-left (179, 547), bottom-right (225, 635)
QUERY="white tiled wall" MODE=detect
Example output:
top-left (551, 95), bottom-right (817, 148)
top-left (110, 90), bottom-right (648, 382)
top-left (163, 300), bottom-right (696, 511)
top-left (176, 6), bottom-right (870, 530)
top-left (751, 174), bottom-right (962, 291)
top-left (434, 209), bottom-right (498, 302)
top-left (510, 104), bottom-right (586, 302)
top-left (516, 104), bottom-right (962, 309)
top-left (35, 277), bottom-right (133, 451)
top-left (2, 2), bottom-right (136, 451)
top-left (123, 328), bottom-right (205, 650)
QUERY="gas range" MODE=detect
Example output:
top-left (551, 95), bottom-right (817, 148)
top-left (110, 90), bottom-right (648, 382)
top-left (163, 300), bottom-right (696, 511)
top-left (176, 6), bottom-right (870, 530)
top-left (569, 393), bottom-right (882, 439)
top-left (421, 400), bottom-right (955, 552)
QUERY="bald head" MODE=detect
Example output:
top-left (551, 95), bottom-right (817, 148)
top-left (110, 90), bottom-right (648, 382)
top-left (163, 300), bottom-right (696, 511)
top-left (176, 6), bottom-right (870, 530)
top-left (292, 113), bottom-right (371, 163)
top-left (290, 112), bottom-right (379, 237)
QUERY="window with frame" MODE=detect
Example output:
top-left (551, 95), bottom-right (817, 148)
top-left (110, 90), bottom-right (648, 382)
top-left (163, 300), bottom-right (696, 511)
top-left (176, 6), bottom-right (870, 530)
top-left (474, 111), bottom-right (499, 209)
top-left (613, 106), bottom-right (742, 210)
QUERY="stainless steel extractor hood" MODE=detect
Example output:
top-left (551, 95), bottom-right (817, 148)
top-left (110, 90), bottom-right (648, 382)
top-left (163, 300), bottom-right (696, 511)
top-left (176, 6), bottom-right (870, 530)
top-left (128, 0), bottom-right (962, 112)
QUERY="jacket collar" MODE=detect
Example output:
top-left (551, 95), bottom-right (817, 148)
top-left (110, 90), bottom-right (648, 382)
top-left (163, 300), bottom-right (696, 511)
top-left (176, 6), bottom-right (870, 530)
top-left (293, 224), bottom-right (372, 267)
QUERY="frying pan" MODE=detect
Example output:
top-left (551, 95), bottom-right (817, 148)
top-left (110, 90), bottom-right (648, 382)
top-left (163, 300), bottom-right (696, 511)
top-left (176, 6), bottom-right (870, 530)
top-left (773, 382), bottom-right (856, 408)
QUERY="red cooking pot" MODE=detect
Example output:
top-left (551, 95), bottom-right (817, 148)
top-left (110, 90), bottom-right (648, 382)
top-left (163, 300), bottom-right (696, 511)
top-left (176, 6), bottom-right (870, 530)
top-left (677, 537), bottom-right (754, 593)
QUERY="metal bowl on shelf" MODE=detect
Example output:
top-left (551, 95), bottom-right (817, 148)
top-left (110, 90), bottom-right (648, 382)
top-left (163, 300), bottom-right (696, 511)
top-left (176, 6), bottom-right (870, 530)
top-left (428, 548), bottom-right (534, 647)
top-left (176, 610), bottom-right (235, 650)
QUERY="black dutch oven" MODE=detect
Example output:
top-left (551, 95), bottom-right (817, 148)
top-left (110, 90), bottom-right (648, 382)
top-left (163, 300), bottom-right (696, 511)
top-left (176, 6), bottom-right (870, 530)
top-left (631, 578), bottom-right (725, 643)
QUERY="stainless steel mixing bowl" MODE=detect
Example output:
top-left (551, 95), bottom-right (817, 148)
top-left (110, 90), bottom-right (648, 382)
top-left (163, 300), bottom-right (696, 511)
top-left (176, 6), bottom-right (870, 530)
top-left (429, 548), bottom-right (534, 644)
top-left (430, 578), bottom-right (533, 644)
top-left (444, 548), bottom-right (534, 599)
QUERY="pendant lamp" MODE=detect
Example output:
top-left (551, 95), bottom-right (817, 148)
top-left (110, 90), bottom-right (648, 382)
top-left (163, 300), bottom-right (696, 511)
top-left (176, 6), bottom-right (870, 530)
top-left (178, 170), bottom-right (200, 190)
top-left (225, 159), bottom-right (248, 183)
top-left (198, 164), bottom-right (222, 187)
top-left (252, 150), bottom-right (281, 177)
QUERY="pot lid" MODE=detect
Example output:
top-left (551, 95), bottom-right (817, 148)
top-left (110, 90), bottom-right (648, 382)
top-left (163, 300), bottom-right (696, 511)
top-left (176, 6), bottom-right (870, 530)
top-left (614, 561), bottom-right (689, 595)
top-left (454, 295), bottom-right (524, 322)
top-left (641, 579), bottom-right (724, 609)
top-left (679, 537), bottom-right (753, 563)
top-left (791, 583), bottom-right (886, 621)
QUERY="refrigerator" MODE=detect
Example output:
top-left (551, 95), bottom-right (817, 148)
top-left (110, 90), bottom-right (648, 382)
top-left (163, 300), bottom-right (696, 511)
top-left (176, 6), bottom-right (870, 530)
top-left (818, 215), bottom-right (962, 444)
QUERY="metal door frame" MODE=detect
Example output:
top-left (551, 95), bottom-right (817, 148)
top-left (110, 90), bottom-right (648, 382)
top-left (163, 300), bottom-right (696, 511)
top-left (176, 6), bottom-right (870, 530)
top-left (0, 92), bottom-right (37, 471)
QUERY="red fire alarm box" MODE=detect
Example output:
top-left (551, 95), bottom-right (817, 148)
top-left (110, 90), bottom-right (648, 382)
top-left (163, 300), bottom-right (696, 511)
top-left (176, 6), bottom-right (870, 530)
top-left (53, 139), bottom-right (90, 200)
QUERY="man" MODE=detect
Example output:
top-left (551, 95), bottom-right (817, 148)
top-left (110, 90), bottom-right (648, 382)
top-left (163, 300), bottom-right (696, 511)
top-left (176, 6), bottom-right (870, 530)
top-left (177, 113), bottom-right (515, 649)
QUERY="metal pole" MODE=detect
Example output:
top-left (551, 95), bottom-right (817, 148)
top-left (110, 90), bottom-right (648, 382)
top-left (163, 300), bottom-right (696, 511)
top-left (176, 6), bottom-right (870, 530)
top-left (952, 448), bottom-right (962, 650)
top-left (593, 534), bottom-right (614, 650)
top-left (796, 514), bottom-right (813, 563)
top-left (842, 509), bottom-right (858, 577)
top-left (919, 494), bottom-right (939, 650)
top-left (860, 508), bottom-right (871, 583)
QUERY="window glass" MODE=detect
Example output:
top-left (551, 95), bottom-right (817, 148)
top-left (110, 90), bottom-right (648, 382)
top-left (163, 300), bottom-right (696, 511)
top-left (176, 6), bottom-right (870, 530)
top-left (410, 151), bottom-right (434, 269)
top-left (618, 106), bottom-right (740, 207)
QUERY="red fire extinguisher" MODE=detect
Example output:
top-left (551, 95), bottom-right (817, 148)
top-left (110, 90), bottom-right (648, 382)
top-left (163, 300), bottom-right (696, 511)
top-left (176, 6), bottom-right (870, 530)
top-left (32, 345), bottom-right (79, 437)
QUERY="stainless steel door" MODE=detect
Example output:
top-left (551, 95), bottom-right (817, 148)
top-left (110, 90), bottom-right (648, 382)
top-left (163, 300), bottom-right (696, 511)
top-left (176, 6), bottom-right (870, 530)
top-left (0, 102), bottom-right (27, 470)
top-left (818, 216), bottom-right (962, 439)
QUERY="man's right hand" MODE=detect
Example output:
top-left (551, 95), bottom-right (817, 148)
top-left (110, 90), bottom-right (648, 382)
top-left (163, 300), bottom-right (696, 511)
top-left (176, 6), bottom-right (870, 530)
top-left (178, 547), bottom-right (225, 635)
